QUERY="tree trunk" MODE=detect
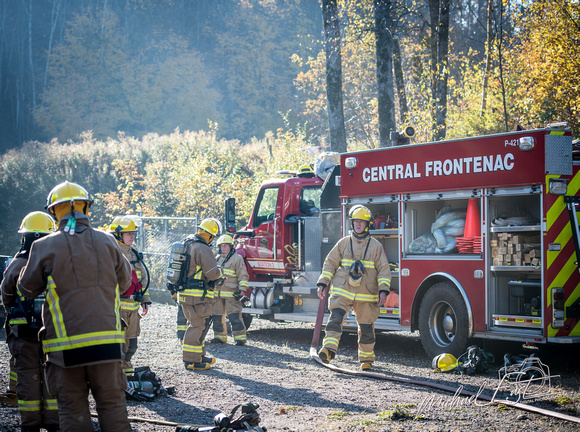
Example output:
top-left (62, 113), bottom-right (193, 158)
top-left (374, 0), bottom-right (396, 147)
top-left (480, 0), bottom-right (493, 115)
top-left (428, 0), bottom-right (439, 127)
top-left (497, 0), bottom-right (508, 131)
top-left (429, 0), bottom-right (453, 141)
top-left (392, 36), bottom-right (409, 126)
top-left (27, 0), bottom-right (36, 114)
top-left (322, 0), bottom-right (347, 153)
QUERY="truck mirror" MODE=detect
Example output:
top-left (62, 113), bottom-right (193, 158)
top-left (224, 197), bottom-right (236, 233)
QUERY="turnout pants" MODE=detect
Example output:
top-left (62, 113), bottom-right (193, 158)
top-left (120, 302), bottom-right (141, 376)
top-left (182, 301), bottom-right (213, 363)
top-left (46, 361), bottom-right (130, 432)
top-left (7, 333), bottom-right (59, 430)
top-left (176, 302), bottom-right (188, 341)
top-left (212, 296), bottom-right (246, 344)
top-left (322, 294), bottom-right (380, 363)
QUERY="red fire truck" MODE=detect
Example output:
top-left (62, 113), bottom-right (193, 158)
top-left (225, 124), bottom-right (580, 358)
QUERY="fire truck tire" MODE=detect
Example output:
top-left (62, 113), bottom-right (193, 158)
top-left (418, 282), bottom-right (469, 359)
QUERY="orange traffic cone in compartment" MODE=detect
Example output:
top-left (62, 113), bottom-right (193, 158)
top-left (464, 198), bottom-right (481, 238)
top-left (456, 198), bottom-right (481, 253)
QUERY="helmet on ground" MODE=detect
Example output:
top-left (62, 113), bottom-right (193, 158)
top-left (18, 212), bottom-right (56, 235)
top-left (432, 353), bottom-right (458, 373)
top-left (109, 215), bottom-right (142, 234)
top-left (46, 181), bottom-right (93, 213)
top-left (216, 234), bottom-right (234, 247)
top-left (349, 205), bottom-right (372, 222)
top-left (198, 218), bottom-right (220, 237)
top-left (297, 164), bottom-right (315, 178)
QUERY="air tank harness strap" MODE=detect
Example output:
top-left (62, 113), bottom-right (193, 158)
top-left (186, 268), bottom-right (210, 300)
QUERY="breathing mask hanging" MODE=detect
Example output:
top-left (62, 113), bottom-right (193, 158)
top-left (348, 237), bottom-right (371, 287)
top-left (348, 260), bottom-right (365, 286)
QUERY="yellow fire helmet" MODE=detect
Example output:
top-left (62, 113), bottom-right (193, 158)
top-left (216, 234), bottom-right (234, 247)
top-left (109, 215), bottom-right (142, 234)
top-left (349, 205), bottom-right (372, 222)
top-left (432, 353), bottom-right (459, 373)
top-left (18, 211), bottom-right (56, 235)
top-left (297, 164), bottom-right (315, 178)
top-left (45, 181), bottom-right (93, 213)
top-left (198, 218), bottom-right (221, 237)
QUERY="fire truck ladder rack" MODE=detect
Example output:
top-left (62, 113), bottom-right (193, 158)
top-left (309, 288), bottom-right (580, 425)
top-left (564, 196), bottom-right (580, 275)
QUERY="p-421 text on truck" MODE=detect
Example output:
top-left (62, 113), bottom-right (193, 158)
top-left (225, 125), bottom-right (580, 358)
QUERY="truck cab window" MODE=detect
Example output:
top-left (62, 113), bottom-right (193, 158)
top-left (253, 186), bottom-right (279, 228)
top-left (299, 186), bottom-right (322, 216)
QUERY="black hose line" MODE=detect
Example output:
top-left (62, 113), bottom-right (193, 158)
top-left (310, 288), bottom-right (580, 425)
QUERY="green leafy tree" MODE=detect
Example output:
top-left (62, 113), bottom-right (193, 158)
top-left (35, 8), bottom-right (220, 143)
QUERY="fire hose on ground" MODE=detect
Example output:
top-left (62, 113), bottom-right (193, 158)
top-left (310, 287), bottom-right (580, 425)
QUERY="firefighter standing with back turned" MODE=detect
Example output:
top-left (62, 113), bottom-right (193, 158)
top-left (317, 205), bottom-right (391, 371)
top-left (179, 218), bottom-right (224, 371)
top-left (109, 215), bottom-right (151, 376)
top-left (18, 181), bottom-right (132, 432)
top-left (1, 212), bottom-right (59, 432)
top-left (210, 234), bottom-right (250, 346)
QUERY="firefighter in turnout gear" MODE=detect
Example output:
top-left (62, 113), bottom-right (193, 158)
top-left (179, 218), bottom-right (224, 371)
top-left (210, 234), bottom-right (249, 346)
top-left (316, 205), bottom-right (391, 371)
top-left (18, 181), bottom-right (133, 432)
top-left (109, 215), bottom-right (151, 376)
top-left (1, 212), bottom-right (59, 432)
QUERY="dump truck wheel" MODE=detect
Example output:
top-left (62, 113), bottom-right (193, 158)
top-left (418, 281), bottom-right (469, 359)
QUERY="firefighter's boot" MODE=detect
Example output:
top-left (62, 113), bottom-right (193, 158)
top-left (235, 340), bottom-right (246, 346)
top-left (202, 355), bottom-right (216, 365)
top-left (318, 348), bottom-right (335, 364)
top-left (184, 361), bottom-right (211, 371)
top-left (361, 362), bottom-right (372, 371)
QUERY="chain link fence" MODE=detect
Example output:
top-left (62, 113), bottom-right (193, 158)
top-left (136, 216), bottom-right (198, 293)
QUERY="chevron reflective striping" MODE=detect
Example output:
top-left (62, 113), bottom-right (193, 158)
top-left (546, 169), bottom-right (580, 337)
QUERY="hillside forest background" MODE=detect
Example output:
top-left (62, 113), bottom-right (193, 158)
top-left (0, 0), bottom-right (578, 254)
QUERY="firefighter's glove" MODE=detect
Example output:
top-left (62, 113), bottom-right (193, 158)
top-left (208, 277), bottom-right (226, 289)
top-left (378, 290), bottom-right (389, 307)
top-left (317, 283), bottom-right (327, 300)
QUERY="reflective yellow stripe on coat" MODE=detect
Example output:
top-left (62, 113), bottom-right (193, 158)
top-left (43, 276), bottom-right (124, 352)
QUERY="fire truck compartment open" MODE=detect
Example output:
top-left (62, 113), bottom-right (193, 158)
top-left (487, 187), bottom-right (543, 332)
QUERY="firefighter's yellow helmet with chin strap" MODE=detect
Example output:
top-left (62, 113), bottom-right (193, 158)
top-left (45, 181), bottom-right (93, 215)
top-left (109, 215), bottom-right (142, 244)
top-left (18, 211), bottom-right (56, 235)
top-left (216, 234), bottom-right (234, 246)
top-left (198, 218), bottom-right (221, 243)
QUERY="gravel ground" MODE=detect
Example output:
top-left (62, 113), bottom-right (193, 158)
top-left (1, 300), bottom-right (580, 431)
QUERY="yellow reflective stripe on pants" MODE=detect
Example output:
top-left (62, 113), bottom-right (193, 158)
top-left (323, 336), bottom-right (339, 350)
top-left (42, 331), bottom-right (125, 352)
top-left (18, 399), bottom-right (41, 412)
top-left (44, 399), bottom-right (58, 411)
top-left (183, 343), bottom-right (203, 353)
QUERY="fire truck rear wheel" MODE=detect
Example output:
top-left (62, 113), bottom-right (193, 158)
top-left (418, 281), bottom-right (469, 359)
